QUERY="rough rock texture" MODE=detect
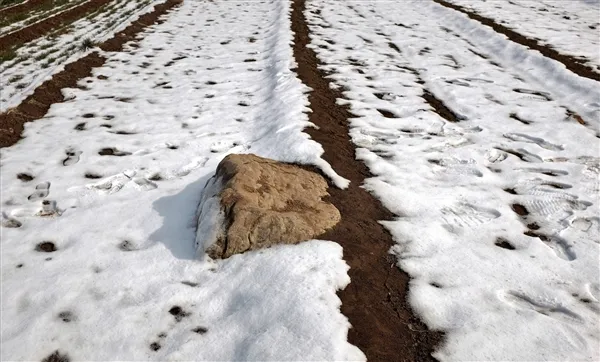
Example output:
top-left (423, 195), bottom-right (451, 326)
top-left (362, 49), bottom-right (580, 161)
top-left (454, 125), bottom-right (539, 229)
top-left (195, 154), bottom-right (340, 259)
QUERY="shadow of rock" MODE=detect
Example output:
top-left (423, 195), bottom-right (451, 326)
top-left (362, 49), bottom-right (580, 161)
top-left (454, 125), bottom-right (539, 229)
top-left (148, 174), bottom-right (212, 260)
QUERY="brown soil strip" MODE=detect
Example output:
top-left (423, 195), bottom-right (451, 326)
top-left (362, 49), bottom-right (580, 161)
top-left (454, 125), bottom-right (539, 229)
top-left (291, 0), bottom-right (444, 361)
top-left (422, 90), bottom-right (463, 122)
top-left (433, 0), bottom-right (600, 82)
top-left (0, 0), bottom-right (112, 51)
top-left (0, 0), bottom-right (45, 16)
top-left (0, 0), bottom-right (182, 148)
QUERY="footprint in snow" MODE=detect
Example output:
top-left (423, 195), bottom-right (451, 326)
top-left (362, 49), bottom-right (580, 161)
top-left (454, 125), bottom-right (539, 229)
top-left (431, 157), bottom-right (483, 178)
top-left (87, 171), bottom-right (135, 194)
top-left (526, 231), bottom-right (577, 261)
top-left (485, 149), bottom-right (507, 163)
top-left (441, 202), bottom-right (501, 231)
top-left (503, 133), bottom-right (563, 151)
top-left (512, 88), bottom-right (552, 101)
top-left (518, 167), bottom-right (569, 177)
top-left (570, 217), bottom-right (600, 239)
top-left (497, 147), bottom-right (543, 163)
top-left (428, 136), bottom-right (472, 151)
top-left (133, 178), bottom-right (157, 191)
top-left (1, 212), bottom-right (22, 228)
top-left (499, 290), bottom-right (583, 323)
top-left (63, 148), bottom-right (82, 166)
top-left (28, 181), bottom-right (51, 201)
top-left (169, 157), bottom-right (208, 178)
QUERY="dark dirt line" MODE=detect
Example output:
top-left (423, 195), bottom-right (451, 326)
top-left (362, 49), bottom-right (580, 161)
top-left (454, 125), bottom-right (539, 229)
top-left (433, 0), bottom-right (600, 82)
top-left (0, 0), bottom-right (182, 148)
top-left (0, 0), bottom-right (112, 51)
top-left (0, 0), bottom-right (45, 16)
top-left (291, 1), bottom-right (443, 361)
top-left (422, 90), bottom-right (463, 123)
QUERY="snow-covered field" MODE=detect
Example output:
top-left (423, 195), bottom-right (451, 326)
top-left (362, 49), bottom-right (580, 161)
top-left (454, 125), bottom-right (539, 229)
top-left (444, 0), bottom-right (600, 71)
top-left (1, 0), bottom-right (599, 361)
top-left (1, 0), bottom-right (359, 360)
top-left (307, 0), bottom-right (599, 360)
top-left (1, 0), bottom-right (157, 112)
top-left (0, 0), bottom-right (88, 36)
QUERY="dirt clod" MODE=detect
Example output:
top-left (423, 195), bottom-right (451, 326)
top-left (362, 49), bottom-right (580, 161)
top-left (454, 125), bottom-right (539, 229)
top-left (192, 326), bottom-right (208, 334)
top-left (495, 237), bottom-right (516, 250)
top-left (57, 311), bottom-right (75, 323)
top-left (168, 306), bottom-right (190, 322)
top-left (511, 203), bottom-right (529, 216)
top-left (119, 240), bottom-right (135, 251)
top-left (84, 172), bottom-right (102, 179)
top-left (35, 241), bottom-right (57, 253)
top-left (41, 350), bottom-right (69, 362)
top-left (17, 173), bottom-right (34, 181)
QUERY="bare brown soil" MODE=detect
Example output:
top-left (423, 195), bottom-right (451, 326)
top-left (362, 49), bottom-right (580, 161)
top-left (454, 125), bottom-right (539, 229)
top-left (0, 0), bottom-right (112, 51)
top-left (433, 0), bottom-right (600, 82)
top-left (0, 0), bottom-right (182, 148)
top-left (0, 0), bottom-right (46, 16)
top-left (291, 0), bottom-right (444, 361)
top-left (423, 90), bottom-right (463, 122)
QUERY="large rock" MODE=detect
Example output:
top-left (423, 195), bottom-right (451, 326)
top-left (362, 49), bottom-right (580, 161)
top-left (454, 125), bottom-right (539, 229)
top-left (195, 154), bottom-right (340, 259)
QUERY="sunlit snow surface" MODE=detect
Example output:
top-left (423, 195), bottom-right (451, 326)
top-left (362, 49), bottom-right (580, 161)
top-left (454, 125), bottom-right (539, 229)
top-left (0, 0), bottom-right (163, 112)
top-left (0, 0), bottom-right (359, 360)
top-left (306, 0), bottom-right (600, 361)
top-left (445, 0), bottom-right (600, 71)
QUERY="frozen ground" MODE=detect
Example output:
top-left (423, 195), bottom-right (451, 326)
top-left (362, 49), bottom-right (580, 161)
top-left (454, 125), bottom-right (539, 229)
top-left (444, 0), bottom-right (600, 71)
top-left (0, 0), bottom-right (359, 360)
top-left (307, 0), bottom-right (600, 361)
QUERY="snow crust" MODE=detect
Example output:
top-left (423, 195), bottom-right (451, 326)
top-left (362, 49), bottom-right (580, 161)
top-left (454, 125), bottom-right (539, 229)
top-left (0, 0), bottom-right (359, 360)
top-left (306, 0), bottom-right (600, 361)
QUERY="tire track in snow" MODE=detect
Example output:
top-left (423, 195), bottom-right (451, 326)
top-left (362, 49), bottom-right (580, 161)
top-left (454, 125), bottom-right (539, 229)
top-left (291, 1), bottom-right (444, 361)
top-left (432, 0), bottom-right (600, 82)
